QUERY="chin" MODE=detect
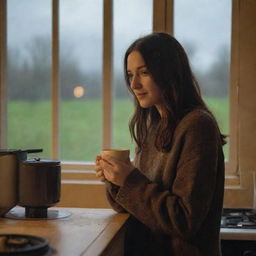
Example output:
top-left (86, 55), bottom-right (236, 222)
top-left (139, 102), bottom-right (154, 108)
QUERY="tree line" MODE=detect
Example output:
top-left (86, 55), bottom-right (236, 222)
top-left (8, 36), bottom-right (229, 100)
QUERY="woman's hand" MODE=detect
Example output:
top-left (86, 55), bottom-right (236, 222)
top-left (95, 155), bottom-right (106, 182)
top-left (99, 154), bottom-right (135, 186)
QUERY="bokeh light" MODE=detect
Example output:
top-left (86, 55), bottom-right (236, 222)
top-left (73, 86), bottom-right (85, 98)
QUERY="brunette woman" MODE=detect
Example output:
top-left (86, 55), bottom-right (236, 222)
top-left (95, 32), bottom-right (225, 256)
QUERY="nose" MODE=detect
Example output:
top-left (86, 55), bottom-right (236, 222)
top-left (130, 74), bottom-right (142, 90)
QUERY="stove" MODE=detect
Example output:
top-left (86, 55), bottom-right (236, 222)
top-left (221, 208), bottom-right (256, 229)
top-left (221, 208), bottom-right (256, 256)
top-left (0, 234), bottom-right (51, 255)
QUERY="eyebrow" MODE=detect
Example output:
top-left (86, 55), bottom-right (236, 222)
top-left (127, 65), bottom-right (147, 73)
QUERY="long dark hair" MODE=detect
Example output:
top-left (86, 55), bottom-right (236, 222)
top-left (124, 32), bottom-right (225, 152)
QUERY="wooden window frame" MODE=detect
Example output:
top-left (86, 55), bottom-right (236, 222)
top-left (0, 0), bottom-right (239, 173)
top-left (2, 0), bottom-right (256, 209)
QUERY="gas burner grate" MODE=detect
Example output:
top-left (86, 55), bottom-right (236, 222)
top-left (221, 208), bottom-right (256, 229)
top-left (0, 234), bottom-right (51, 255)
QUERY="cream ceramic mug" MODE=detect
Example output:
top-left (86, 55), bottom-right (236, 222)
top-left (101, 149), bottom-right (130, 162)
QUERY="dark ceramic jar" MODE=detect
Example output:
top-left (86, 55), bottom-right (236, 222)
top-left (18, 158), bottom-right (61, 218)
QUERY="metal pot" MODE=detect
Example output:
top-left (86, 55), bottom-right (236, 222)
top-left (0, 149), bottom-right (43, 217)
top-left (18, 158), bottom-right (61, 218)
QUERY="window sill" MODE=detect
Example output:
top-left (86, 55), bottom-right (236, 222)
top-left (225, 174), bottom-right (240, 187)
top-left (60, 169), bottom-right (254, 208)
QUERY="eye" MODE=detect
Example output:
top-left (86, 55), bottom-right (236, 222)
top-left (140, 69), bottom-right (150, 76)
top-left (127, 73), bottom-right (133, 82)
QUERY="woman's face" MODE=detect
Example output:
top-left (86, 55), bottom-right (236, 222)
top-left (127, 51), bottom-right (163, 113)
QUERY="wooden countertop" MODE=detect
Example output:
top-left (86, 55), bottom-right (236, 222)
top-left (0, 207), bottom-right (129, 256)
top-left (1, 206), bottom-right (255, 255)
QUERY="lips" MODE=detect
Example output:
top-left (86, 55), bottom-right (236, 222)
top-left (136, 92), bottom-right (147, 98)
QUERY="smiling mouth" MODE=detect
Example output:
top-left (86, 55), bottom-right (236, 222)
top-left (136, 93), bottom-right (147, 98)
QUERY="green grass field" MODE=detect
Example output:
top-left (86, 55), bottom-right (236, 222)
top-left (7, 97), bottom-right (229, 161)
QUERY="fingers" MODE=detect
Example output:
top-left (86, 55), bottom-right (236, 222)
top-left (101, 154), bottom-right (120, 168)
top-left (95, 155), bottom-right (102, 165)
top-left (95, 169), bottom-right (104, 178)
top-left (101, 153), bottom-right (115, 162)
top-left (95, 155), bottom-right (106, 182)
top-left (95, 165), bottom-right (102, 172)
top-left (99, 158), bottom-right (114, 173)
top-left (95, 167), bottom-right (106, 182)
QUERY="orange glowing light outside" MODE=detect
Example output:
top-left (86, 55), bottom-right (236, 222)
top-left (73, 86), bottom-right (85, 98)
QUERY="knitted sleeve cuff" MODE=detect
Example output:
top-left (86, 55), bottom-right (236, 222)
top-left (116, 168), bottom-right (151, 202)
top-left (105, 180), bottom-right (120, 196)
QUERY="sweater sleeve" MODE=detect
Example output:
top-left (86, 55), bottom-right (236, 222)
top-left (114, 114), bottom-right (223, 239)
top-left (105, 181), bottom-right (127, 213)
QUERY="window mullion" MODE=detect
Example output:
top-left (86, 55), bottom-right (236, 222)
top-left (226, 0), bottom-right (239, 174)
top-left (153, 0), bottom-right (173, 34)
top-left (102, 0), bottom-right (113, 150)
top-left (0, 0), bottom-right (7, 148)
top-left (52, 0), bottom-right (60, 159)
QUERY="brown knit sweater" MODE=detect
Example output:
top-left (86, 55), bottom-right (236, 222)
top-left (105, 109), bottom-right (225, 256)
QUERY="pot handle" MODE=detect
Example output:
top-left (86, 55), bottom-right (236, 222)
top-left (25, 149), bottom-right (43, 154)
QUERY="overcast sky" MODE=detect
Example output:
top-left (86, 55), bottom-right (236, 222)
top-left (7, 0), bottom-right (231, 73)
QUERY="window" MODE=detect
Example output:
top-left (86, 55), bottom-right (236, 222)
top-left (0, 0), bottom-right (234, 172)
top-left (174, 0), bottom-right (232, 160)
top-left (59, 0), bottom-right (103, 161)
top-left (1, 0), bottom-right (154, 166)
top-left (113, 0), bottom-right (152, 158)
top-left (3, 0), bottom-right (256, 208)
top-left (7, 0), bottom-right (52, 156)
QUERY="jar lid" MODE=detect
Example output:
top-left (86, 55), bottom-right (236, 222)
top-left (21, 158), bottom-right (61, 167)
